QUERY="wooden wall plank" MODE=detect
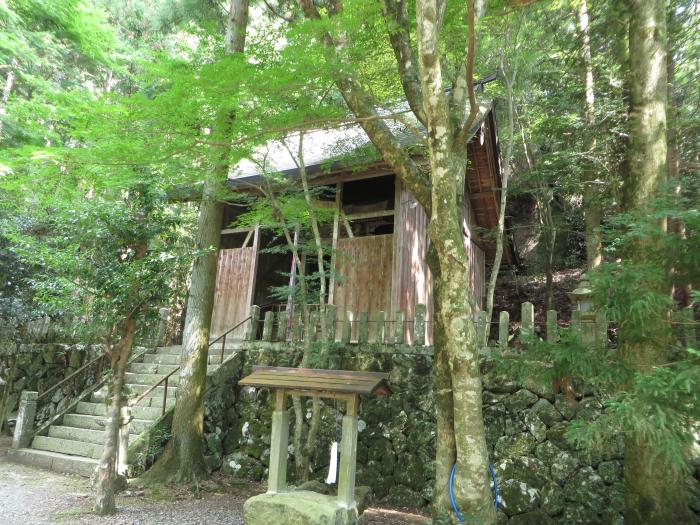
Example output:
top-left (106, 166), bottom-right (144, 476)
top-left (333, 234), bottom-right (394, 341)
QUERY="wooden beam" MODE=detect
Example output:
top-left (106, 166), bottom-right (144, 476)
top-left (343, 209), bottom-right (395, 221)
top-left (221, 227), bottom-right (255, 235)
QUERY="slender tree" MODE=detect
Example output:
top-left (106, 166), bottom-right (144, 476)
top-left (579, 0), bottom-right (602, 270)
top-left (621, 0), bottom-right (691, 522)
top-left (144, 0), bottom-right (250, 484)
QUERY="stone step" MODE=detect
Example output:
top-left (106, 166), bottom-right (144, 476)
top-left (63, 413), bottom-right (153, 434)
top-left (6, 448), bottom-right (98, 477)
top-left (155, 345), bottom-right (183, 355)
top-left (49, 425), bottom-right (139, 445)
top-left (142, 353), bottom-right (231, 366)
top-left (154, 343), bottom-right (242, 356)
top-left (32, 435), bottom-right (103, 460)
top-left (127, 383), bottom-right (179, 397)
top-left (87, 389), bottom-right (178, 409)
top-left (125, 372), bottom-right (182, 386)
top-left (128, 362), bottom-right (179, 375)
top-left (76, 401), bottom-right (162, 420)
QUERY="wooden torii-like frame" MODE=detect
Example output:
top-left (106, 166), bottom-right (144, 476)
top-left (239, 366), bottom-right (391, 508)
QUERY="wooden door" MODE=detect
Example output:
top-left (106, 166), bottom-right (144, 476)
top-left (211, 246), bottom-right (256, 339)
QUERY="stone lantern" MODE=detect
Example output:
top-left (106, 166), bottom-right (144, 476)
top-left (568, 273), bottom-right (594, 313)
top-left (568, 274), bottom-right (599, 345)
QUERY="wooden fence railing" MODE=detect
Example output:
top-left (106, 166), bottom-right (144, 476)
top-left (245, 304), bottom-right (430, 346)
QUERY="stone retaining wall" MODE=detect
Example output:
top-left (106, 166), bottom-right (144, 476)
top-left (200, 342), bottom-right (627, 524)
top-left (0, 343), bottom-right (104, 428)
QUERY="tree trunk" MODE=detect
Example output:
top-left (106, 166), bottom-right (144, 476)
top-left (142, 181), bottom-right (223, 484)
top-left (579, 0), bottom-right (603, 270)
top-left (483, 46), bottom-right (517, 346)
top-left (141, 0), bottom-right (249, 484)
top-left (415, 2), bottom-right (495, 521)
top-left (297, 0), bottom-right (495, 519)
top-left (93, 319), bottom-right (136, 515)
top-left (622, 1), bottom-right (690, 522)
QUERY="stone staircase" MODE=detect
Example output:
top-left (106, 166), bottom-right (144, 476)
top-left (7, 340), bottom-right (242, 477)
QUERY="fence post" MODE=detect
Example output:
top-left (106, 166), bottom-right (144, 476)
top-left (292, 309), bottom-right (302, 343)
top-left (276, 311), bottom-right (288, 342)
top-left (342, 311), bottom-right (353, 344)
top-left (414, 304), bottom-right (426, 346)
top-left (476, 310), bottom-right (488, 347)
top-left (520, 302), bottom-right (534, 341)
top-left (246, 305), bottom-right (260, 341)
top-left (546, 310), bottom-right (558, 343)
top-left (595, 310), bottom-right (607, 348)
top-left (12, 390), bottom-right (37, 449)
top-left (394, 311), bottom-right (405, 345)
top-left (323, 305), bottom-right (337, 343)
top-left (499, 311), bottom-right (509, 350)
top-left (375, 311), bottom-right (386, 344)
top-left (358, 312), bottom-right (369, 344)
top-left (262, 311), bottom-right (274, 342)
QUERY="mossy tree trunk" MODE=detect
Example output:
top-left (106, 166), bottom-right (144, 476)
top-left (621, 1), bottom-right (690, 522)
top-left (142, 0), bottom-right (249, 485)
top-left (298, 0), bottom-right (496, 521)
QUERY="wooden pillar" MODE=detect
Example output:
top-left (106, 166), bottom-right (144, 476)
top-left (268, 390), bottom-right (289, 494)
top-left (499, 311), bottom-right (509, 350)
top-left (337, 394), bottom-right (358, 508)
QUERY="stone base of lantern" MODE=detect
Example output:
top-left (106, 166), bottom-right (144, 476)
top-left (243, 487), bottom-right (371, 525)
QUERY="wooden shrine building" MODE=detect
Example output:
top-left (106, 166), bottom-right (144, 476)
top-left (211, 101), bottom-right (516, 343)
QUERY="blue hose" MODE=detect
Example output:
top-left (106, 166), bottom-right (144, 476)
top-left (449, 463), bottom-right (499, 523)
top-left (449, 463), bottom-right (465, 523)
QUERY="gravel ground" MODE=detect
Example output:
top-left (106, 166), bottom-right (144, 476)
top-left (0, 438), bottom-right (429, 525)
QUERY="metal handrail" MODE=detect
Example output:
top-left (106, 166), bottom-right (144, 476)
top-left (129, 313), bottom-right (254, 415)
top-left (37, 350), bottom-right (110, 402)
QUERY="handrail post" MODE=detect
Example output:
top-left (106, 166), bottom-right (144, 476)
top-left (117, 404), bottom-right (131, 476)
top-left (220, 333), bottom-right (227, 365)
top-left (12, 391), bottom-right (38, 449)
top-left (162, 377), bottom-right (169, 416)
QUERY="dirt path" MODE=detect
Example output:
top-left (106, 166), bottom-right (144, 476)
top-left (0, 439), bottom-right (428, 525)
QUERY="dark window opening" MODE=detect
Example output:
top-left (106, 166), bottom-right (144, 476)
top-left (347, 215), bottom-right (394, 237)
top-left (253, 230), bottom-right (293, 310)
top-left (220, 231), bottom-right (250, 249)
top-left (341, 175), bottom-right (395, 214)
